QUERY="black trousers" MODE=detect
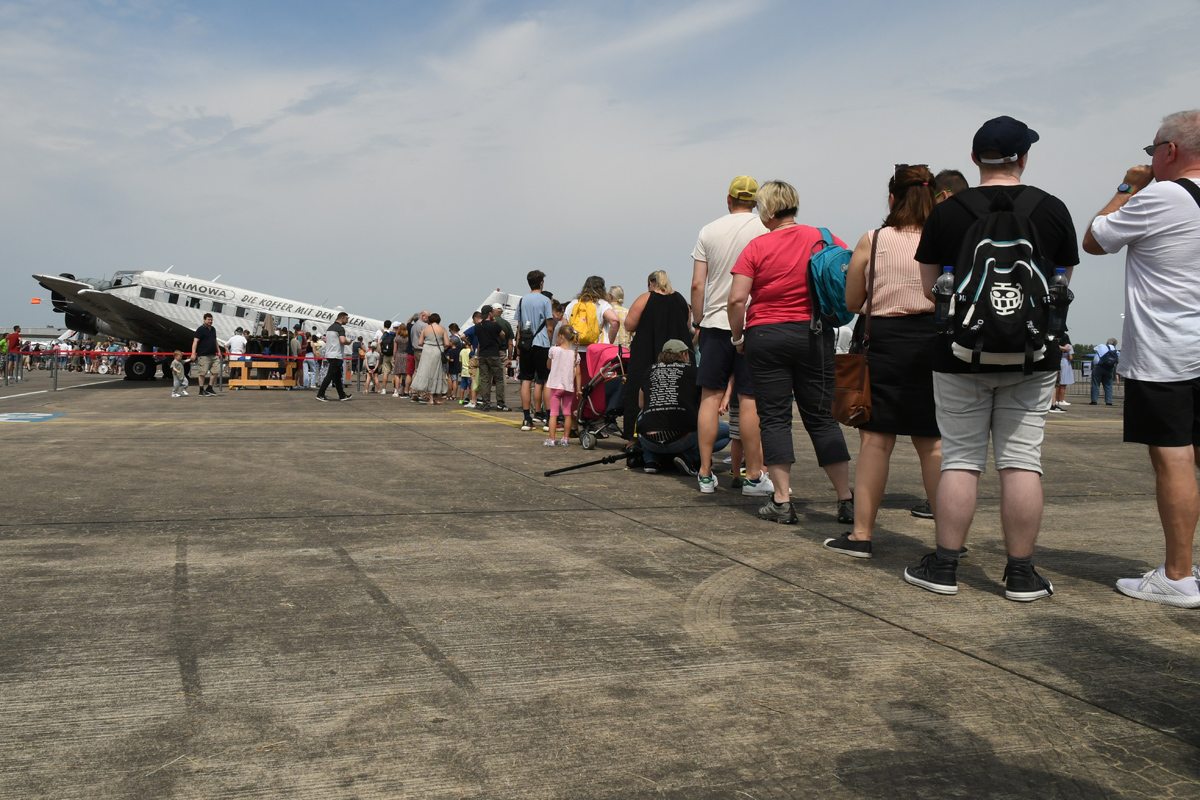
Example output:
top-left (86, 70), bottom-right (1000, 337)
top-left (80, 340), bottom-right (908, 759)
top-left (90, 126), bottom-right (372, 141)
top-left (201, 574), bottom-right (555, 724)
top-left (318, 358), bottom-right (347, 399)
top-left (744, 322), bottom-right (849, 467)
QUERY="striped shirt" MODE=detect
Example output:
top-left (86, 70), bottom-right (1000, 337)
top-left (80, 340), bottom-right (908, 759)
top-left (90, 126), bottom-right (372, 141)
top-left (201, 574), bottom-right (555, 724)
top-left (857, 227), bottom-right (934, 317)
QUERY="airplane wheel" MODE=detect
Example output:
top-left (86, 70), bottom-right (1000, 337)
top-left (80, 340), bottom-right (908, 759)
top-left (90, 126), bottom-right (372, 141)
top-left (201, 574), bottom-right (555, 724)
top-left (580, 430), bottom-right (596, 450)
top-left (125, 354), bottom-right (155, 381)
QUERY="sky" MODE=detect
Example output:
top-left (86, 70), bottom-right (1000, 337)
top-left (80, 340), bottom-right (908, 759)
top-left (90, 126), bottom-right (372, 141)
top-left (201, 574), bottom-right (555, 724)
top-left (3, 0), bottom-right (1199, 345)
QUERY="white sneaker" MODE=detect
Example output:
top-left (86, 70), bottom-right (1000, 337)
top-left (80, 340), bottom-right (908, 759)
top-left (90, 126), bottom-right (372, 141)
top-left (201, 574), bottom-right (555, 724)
top-left (181, 390), bottom-right (189, 396)
top-left (465, 402), bottom-right (477, 409)
top-left (1116, 565), bottom-right (1200, 608)
top-left (741, 472), bottom-right (775, 497)
top-left (1059, 400), bottom-right (1071, 407)
top-left (171, 392), bottom-right (179, 398)
top-left (543, 438), bottom-right (556, 447)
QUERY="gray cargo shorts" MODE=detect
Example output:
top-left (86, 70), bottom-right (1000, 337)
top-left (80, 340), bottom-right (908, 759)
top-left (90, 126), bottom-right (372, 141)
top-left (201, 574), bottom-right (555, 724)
top-left (933, 371), bottom-right (1056, 473)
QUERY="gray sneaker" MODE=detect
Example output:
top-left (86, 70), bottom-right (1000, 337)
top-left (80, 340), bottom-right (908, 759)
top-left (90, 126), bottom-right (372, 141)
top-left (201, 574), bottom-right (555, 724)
top-left (757, 499), bottom-right (798, 524)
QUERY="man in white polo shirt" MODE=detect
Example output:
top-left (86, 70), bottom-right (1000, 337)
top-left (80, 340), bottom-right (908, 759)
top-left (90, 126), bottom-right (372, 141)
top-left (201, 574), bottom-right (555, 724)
top-left (1084, 109), bottom-right (1200, 607)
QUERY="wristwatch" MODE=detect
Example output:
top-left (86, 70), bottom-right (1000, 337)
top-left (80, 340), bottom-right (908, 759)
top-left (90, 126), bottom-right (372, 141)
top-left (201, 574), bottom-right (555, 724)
top-left (1117, 183), bottom-right (1135, 194)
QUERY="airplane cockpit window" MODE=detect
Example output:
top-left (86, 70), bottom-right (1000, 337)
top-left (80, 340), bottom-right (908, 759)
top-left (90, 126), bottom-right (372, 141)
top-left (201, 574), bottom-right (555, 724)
top-left (186, 297), bottom-right (201, 309)
top-left (166, 293), bottom-right (179, 304)
top-left (139, 288), bottom-right (156, 300)
top-left (211, 302), bottom-right (224, 314)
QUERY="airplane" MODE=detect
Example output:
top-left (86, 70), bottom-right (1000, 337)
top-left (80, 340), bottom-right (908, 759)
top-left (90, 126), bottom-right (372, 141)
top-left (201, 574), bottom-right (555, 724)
top-left (34, 270), bottom-right (530, 381)
top-left (34, 270), bottom-right (386, 380)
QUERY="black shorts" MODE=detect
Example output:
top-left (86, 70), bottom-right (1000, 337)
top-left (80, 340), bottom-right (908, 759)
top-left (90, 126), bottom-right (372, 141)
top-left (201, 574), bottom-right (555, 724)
top-left (1123, 376), bottom-right (1200, 447)
top-left (518, 345), bottom-right (550, 383)
top-left (696, 327), bottom-right (754, 395)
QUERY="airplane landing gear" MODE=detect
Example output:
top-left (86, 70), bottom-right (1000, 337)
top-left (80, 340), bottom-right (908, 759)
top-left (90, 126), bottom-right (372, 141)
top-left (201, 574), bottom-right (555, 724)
top-left (124, 354), bottom-right (157, 381)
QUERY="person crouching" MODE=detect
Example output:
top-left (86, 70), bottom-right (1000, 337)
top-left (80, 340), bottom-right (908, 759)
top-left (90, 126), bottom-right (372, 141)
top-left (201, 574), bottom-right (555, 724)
top-left (638, 339), bottom-right (730, 475)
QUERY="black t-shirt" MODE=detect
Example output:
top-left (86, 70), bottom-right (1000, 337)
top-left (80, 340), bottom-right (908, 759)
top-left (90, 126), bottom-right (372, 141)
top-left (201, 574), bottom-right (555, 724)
top-left (915, 185), bottom-right (1079, 374)
top-left (639, 362), bottom-right (700, 444)
top-left (476, 319), bottom-right (505, 357)
top-left (193, 324), bottom-right (218, 356)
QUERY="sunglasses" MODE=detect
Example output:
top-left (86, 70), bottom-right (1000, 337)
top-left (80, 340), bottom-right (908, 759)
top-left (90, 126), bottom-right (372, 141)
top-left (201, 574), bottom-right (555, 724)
top-left (1143, 141), bottom-right (1171, 157)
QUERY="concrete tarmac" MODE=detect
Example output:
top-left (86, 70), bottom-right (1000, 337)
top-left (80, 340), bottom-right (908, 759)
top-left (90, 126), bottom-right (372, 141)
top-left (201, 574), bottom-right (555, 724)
top-left (2, 372), bottom-right (1197, 798)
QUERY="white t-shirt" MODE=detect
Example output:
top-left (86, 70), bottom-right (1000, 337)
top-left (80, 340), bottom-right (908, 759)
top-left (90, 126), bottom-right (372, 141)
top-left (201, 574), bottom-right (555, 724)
top-left (1090, 179), bottom-right (1200, 381)
top-left (563, 299), bottom-right (615, 344)
top-left (227, 333), bottom-right (247, 354)
top-left (691, 211), bottom-right (769, 330)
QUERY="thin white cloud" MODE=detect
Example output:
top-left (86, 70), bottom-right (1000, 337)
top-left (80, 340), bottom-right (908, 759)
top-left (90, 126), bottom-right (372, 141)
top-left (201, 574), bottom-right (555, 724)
top-left (3, 0), bottom-right (1200, 346)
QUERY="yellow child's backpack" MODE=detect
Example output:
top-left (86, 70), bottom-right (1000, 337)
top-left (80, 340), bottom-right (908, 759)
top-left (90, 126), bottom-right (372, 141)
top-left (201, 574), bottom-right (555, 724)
top-left (569, 300), bottom-right (601, 345)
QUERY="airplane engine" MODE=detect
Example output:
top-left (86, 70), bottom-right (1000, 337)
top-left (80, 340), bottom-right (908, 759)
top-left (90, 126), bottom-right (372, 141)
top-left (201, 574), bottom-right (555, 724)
top-left (50, 272), bottom-right (80, 313)
top-left (64, 311), bottom-right (99, 336)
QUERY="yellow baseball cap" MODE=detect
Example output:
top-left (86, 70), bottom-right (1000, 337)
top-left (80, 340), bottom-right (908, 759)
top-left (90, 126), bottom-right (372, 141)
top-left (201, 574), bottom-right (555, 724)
top-left (728, 176), bottom-right (759, 201)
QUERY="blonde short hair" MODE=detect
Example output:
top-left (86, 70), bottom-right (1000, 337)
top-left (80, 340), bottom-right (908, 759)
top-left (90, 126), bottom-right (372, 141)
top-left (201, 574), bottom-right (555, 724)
top-left (648, 270), bottom-right (672, 294)
top-left (608, 286), bottom-right (624, 304)
top-left (756, 181), bottom-right (799, 221)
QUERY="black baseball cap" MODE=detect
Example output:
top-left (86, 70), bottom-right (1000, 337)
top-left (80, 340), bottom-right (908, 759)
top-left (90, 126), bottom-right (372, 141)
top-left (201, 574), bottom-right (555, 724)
top-left (973, 116), bottom-right (1039, 164)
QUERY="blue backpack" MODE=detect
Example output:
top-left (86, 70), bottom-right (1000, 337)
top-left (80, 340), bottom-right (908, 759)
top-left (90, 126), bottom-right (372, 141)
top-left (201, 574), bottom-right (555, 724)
top-left (807, 227), bottom-right (855, 332)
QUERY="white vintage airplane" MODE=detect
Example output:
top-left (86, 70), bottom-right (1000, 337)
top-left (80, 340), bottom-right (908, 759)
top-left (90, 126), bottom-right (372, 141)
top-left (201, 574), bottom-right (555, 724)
top-left (34, 270), bottom-right (527, 381)
top-left (34, 269), bottom-right (385, 380)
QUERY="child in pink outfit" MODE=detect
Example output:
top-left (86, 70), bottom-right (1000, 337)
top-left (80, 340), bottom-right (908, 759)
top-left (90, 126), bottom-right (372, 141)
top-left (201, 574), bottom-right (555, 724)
top-left (545, 325), bottom-right (581, 446)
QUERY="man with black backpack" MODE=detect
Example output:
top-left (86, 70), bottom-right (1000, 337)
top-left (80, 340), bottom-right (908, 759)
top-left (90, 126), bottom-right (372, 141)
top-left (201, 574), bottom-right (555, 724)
top-left (1082, 109), bottom-right (1200, 607)
top-left (378, 320), bottom-right (397, 394)
top-left (515, 269), bottom-right (554, 431)
top-left (1090, 338), bottom-right (1119, 406)
top-left (903, 115), bottom-right (1078, 603)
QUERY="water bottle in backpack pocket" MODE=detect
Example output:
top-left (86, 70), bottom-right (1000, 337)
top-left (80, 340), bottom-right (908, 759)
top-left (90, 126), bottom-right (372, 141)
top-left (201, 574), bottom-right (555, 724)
top-left (947, 188), bottom-right (1058, 374)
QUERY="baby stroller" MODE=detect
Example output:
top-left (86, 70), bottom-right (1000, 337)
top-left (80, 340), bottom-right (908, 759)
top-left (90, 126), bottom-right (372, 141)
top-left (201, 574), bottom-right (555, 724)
top-left (573, 343), bottom-right (629, 450)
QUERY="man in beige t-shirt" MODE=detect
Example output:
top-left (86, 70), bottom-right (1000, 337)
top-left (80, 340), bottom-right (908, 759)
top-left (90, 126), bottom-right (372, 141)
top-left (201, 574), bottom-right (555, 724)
top-left (689, 176), bottom-right (770, 496)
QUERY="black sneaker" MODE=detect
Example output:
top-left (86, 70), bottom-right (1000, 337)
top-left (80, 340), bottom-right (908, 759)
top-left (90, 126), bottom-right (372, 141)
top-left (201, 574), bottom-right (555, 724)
top-left (758, 499), bottom-right (798, 524)
top-left (672, 456), bottom-right (699, 476)
top-left (1003, 562), bottom-right (1054, 602)
top-left (837, 494), bottom-right (854, 524)
top-left (910, 499), bottom-right (934, 519)
top-left (315, 395), bottom-right (329, 402)
top-left (339, 394), bottom-right (353, 401)
top-left (477, 403), bottom-right (492, 411)
top-left (495, 405), bottom-right (512, 412)
top-left (903, 551), bottom-right (958, 595)
top-left (823, 532), bottom-right (872, 558)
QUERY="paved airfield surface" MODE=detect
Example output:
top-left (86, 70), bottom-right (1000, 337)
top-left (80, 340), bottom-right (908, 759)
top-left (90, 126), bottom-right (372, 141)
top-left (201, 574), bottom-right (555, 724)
top-left (2, 372), bottom-right (1198, 799)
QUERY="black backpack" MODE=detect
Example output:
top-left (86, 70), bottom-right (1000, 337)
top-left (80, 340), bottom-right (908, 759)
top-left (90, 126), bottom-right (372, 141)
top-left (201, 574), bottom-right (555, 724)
top-left (517, 298), bottom-right (534, 354)
top-left (380, 331), bottom-right (395, 356)
top-left (948, 188), bottom-right (1054, 374)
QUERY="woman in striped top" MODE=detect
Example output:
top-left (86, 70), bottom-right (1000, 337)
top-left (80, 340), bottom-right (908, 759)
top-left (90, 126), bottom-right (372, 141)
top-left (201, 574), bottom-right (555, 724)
top-left (824, 164), bottom-right (943, 559)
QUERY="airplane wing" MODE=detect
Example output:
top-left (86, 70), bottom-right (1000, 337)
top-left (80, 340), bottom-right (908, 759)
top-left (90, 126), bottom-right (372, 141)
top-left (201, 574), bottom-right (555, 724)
top-left (34, 273), bottom-right (97, 305)
top-left (75, 289), bottom-right (197, 347)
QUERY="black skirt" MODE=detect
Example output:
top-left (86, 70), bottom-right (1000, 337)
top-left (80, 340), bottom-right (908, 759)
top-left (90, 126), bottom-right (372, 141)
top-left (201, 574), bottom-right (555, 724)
top-left (856, 313), bottom-right (940, 438)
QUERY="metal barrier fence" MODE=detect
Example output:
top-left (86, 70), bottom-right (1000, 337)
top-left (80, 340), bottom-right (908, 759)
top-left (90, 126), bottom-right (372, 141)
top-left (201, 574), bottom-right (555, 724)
top-left (2, 349), bottom-right (367, 395)
top-left (1064, 359), bottom-right (1124, 403)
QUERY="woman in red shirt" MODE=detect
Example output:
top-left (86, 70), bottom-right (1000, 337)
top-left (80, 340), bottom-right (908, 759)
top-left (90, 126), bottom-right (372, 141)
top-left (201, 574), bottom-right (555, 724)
top-left (728, 181), bottom-right (853, 524)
